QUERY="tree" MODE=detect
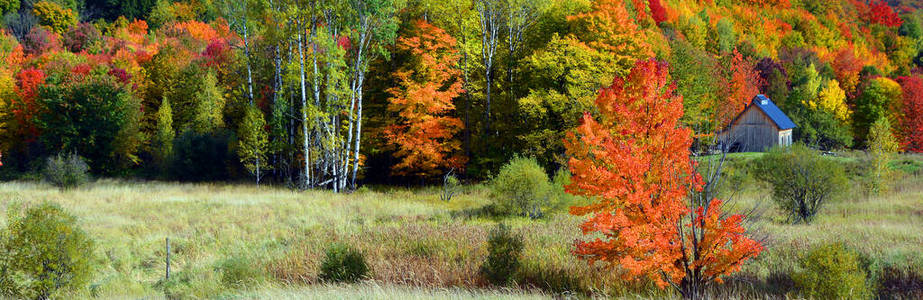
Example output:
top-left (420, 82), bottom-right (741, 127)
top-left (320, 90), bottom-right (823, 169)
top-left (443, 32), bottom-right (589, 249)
top-left (475, 0), bottom-right (503, 137)
top-left (867, 117), bottom-right (899, 195)
top-left (173, 70), bottom-right (225, 134)
top-left (719, 49), bottom-right (762, 129)
top-left (567, 0), bottom-right (651, 78)
top-left (855, 77), bottom-right (903, 144)
top-left (0, 203), bottom-right (94, 300)
top-left (12, 67), bottom-right (44, 143)
top-left (36, 78), bottom-right (143, 174)
top-left (898, 75), bottom-right (923, 152)
top-left (753, 144), bottom-right (848, 224)
top-left (565, 59), bottom-right (762, 297)
top-left (238, 104), bottom-right (268, 185)
top-left (152, 96), bottom-right (174, 174)
top-left (31, 1), bottom-right (77, 34)
top-left (0, 0), bottom-right (18, 15)
top-left (383, 20), bottom-right (466, 178)
top-left (868, 0), bottom-right (902, 28)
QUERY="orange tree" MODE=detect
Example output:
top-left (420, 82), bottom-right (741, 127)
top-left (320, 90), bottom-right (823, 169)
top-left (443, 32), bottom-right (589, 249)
top-left (383, 20), bottom-right (466, 178)
top-left (564, 59), bottom-right (762, 298)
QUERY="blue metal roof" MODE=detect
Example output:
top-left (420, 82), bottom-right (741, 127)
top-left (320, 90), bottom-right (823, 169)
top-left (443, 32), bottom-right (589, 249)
top-left (751, 95), bottom-right (796, 130)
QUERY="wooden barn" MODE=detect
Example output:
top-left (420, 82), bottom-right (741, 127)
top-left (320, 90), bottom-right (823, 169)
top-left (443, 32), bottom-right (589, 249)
top-left (718, 95), bottom-right (796, 152)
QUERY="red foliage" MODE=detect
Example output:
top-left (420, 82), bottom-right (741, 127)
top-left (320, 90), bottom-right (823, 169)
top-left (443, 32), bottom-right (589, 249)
top-left (830, 46), bottom-right (863, 96)
top-left (868, 1), bottom-right (902, 27)
top-left (201, 39), bottom-right (231, 68)
top-left (13, 68), bottom-right (46, 141)
top-left (337, 35), bottom-right (351, 50)
top-left (565, 59), bottom-right (762, 290)
top-left (649, 0), bottom-right (667, 25)
top-left (22, 27), bottom-right (59, 56)
top-left (109, 67), bottom-right (131, 84)
top-left (898, 76), bottom-right (923, 152)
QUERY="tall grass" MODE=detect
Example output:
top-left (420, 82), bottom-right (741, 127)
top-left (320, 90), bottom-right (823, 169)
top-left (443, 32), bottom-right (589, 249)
top-left (0, 157), bottom-right (920, 298)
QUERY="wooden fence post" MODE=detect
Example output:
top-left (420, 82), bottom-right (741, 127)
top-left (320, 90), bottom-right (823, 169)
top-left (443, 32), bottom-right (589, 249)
top-left (165, 237), bottom-right (171, 280)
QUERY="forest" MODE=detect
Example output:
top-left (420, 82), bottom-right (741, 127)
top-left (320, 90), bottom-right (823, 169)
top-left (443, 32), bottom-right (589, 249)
top-left (0, 0), bottom-right (921, 299)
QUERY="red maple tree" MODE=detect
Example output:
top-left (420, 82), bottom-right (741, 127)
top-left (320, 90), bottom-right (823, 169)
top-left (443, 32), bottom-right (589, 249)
top-left (383, 20), bottom-right (466, 178)
top-left (868, 0), bottom-right (902, 27)
top-left (720, 50), bottom-right (762, 128)
top-left (899, 75), bottom-right (923, 152)
top-left (565, 59), bottom-right (763, 297)
top-left (13, 67), bottom-right (45, 141)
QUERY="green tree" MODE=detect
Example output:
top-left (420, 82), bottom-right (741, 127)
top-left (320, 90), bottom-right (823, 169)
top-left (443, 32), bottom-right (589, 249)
top-left (152, 97), bottom-right (175, 174)
top-left (0, 203), bottom-right (94, 300)
top-left (32, 1), bottom-right (78, 34)
top-left (36, 78), bottom-right (142, 174)
top-left (173, 70), bottom-right (225, 134)
top-left (0, 0), bottom-right (19, 15)
top-left (753, 144), bottom-right (848, 224)
top-left (867, 117), bottom-right (900, 195)
top-left (237, 104), bottom-right (268, 185)
top-left (516, 33), bottom-right (610, 168)
top-left (855, 77), bottom-right (903, 144)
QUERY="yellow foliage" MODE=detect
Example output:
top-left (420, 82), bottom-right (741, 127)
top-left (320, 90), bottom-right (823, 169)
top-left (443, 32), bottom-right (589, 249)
top-left (809, 79), bottom-right (851, 122)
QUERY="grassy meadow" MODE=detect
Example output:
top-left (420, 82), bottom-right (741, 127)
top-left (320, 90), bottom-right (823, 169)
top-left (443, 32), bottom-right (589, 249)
top-left (0, 153), bottom-right (921, 299)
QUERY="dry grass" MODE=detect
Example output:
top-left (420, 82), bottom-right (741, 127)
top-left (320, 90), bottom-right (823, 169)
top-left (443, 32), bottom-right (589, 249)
top-left (0, 156), bottom-right (920, 298)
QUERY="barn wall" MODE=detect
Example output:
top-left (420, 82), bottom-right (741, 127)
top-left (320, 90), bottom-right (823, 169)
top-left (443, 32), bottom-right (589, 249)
top-left (726, 106), bottom-right (781, 152)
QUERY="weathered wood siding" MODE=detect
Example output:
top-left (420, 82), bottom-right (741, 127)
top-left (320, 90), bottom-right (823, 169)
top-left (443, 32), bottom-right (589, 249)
top-left (725, 106), bottom-right (781, 152)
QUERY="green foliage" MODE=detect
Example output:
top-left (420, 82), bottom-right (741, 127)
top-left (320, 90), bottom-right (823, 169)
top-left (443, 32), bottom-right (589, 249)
top-left (318, 244), bottom-right (369, 283)
top-left (42, 152), bottom-right (89, 189)
top-left (0, 0), bottom-right (18, 15)
top-left (753, 144), bottom-right (848, 224)
top-left (715, 18), bottom-right (737, 53)
top-left (793, 243), bottom-right (871, 299)
top-left (480, 223), bottom-right (523, 286)
top-left (0, 202), bottom-right (95, 299)
top-left (517, 34), bottom-right (608, 168)
top-left (173, 70), bottom-right (225, 134)
top-left (37, 79), bottom-right (142, 175)
top-left (32, 1), bottom-right (78, 34)
top-left (867, 117), bottom-right (900, 195)
top-left (855, 77), bottom-right (903, 143)
top-left (152, 97), bottom-right (175, 175)
top-left (490, 156), bottom-right (551, 217)
top-left (237, 104), bottom-right (268, 182)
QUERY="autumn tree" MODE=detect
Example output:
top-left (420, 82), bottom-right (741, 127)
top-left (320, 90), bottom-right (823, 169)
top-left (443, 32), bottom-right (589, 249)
top-left (32, 1), bottom-right (78, 34)
top-left (867, 117), bottom-right (899, 195)
top-left (238, 104), bottom-right (268, 184)
top-left (898, 75), bottom-right (923, 152)
top-left (719, 50), bottom-right (762, 129)
top-left (567, 0), bottom-right (652, 78)
top-left (565, 59), bottom-right (762, 298)
top-left (383, 20), bottom-right (466, 178)
top-left (855, 77), bottom-right (903, 144)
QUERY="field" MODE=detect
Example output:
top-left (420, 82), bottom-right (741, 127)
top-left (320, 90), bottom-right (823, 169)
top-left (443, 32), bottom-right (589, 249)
top-left (0, 154), bottom-right (921, 299)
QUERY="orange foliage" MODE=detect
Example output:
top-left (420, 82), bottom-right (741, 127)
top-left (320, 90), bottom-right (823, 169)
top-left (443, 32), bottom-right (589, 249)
top-left (898, 76), bottom-right (923, 152)
top-left (383, 20), bottom-right (466, 177)
top-left (567, 0), bottom-right (652, 68)
top-left (720, 50), bottom-right (762, 127)
top-left (565, 59), bottom-right (762, 290)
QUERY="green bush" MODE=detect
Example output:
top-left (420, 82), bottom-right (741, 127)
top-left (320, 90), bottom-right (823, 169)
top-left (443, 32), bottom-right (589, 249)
top-left (42, 153), bottom-right (90, 189)
top-left (318, 244), bottom-right (369, 283)
top-left (793, 243), bottom-right (871, 299)
top-left (215, 256), bottom-right (263, 289)
top-left (0, 202), bottom-right (95, 299)
top-left (480, 223), bottom-right (523, 286)
top-left (490, 156), bottom-right (551, 217)
top-left (753, 144), bottom-right (848, 223)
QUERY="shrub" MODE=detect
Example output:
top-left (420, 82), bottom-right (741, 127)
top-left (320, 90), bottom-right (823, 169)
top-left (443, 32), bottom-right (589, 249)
top-left (215, 256), bottom-right (263, 289)
top-left (480, 223), bottom-right (523, 286)
top-left (490, 156), bottom-right (551, 217)
top-left (0, 203), bottom-right (95, 299)
top-left (43, 152), bottom-right (89, 189)
top-left (753, 144), bottom-right (848, 224)
top-left (318, 244), bottom-right (369, 283)
top-left (63, 22), bottom-right (101, 52)
top-left (793, 243), bottom-right (871, 299)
